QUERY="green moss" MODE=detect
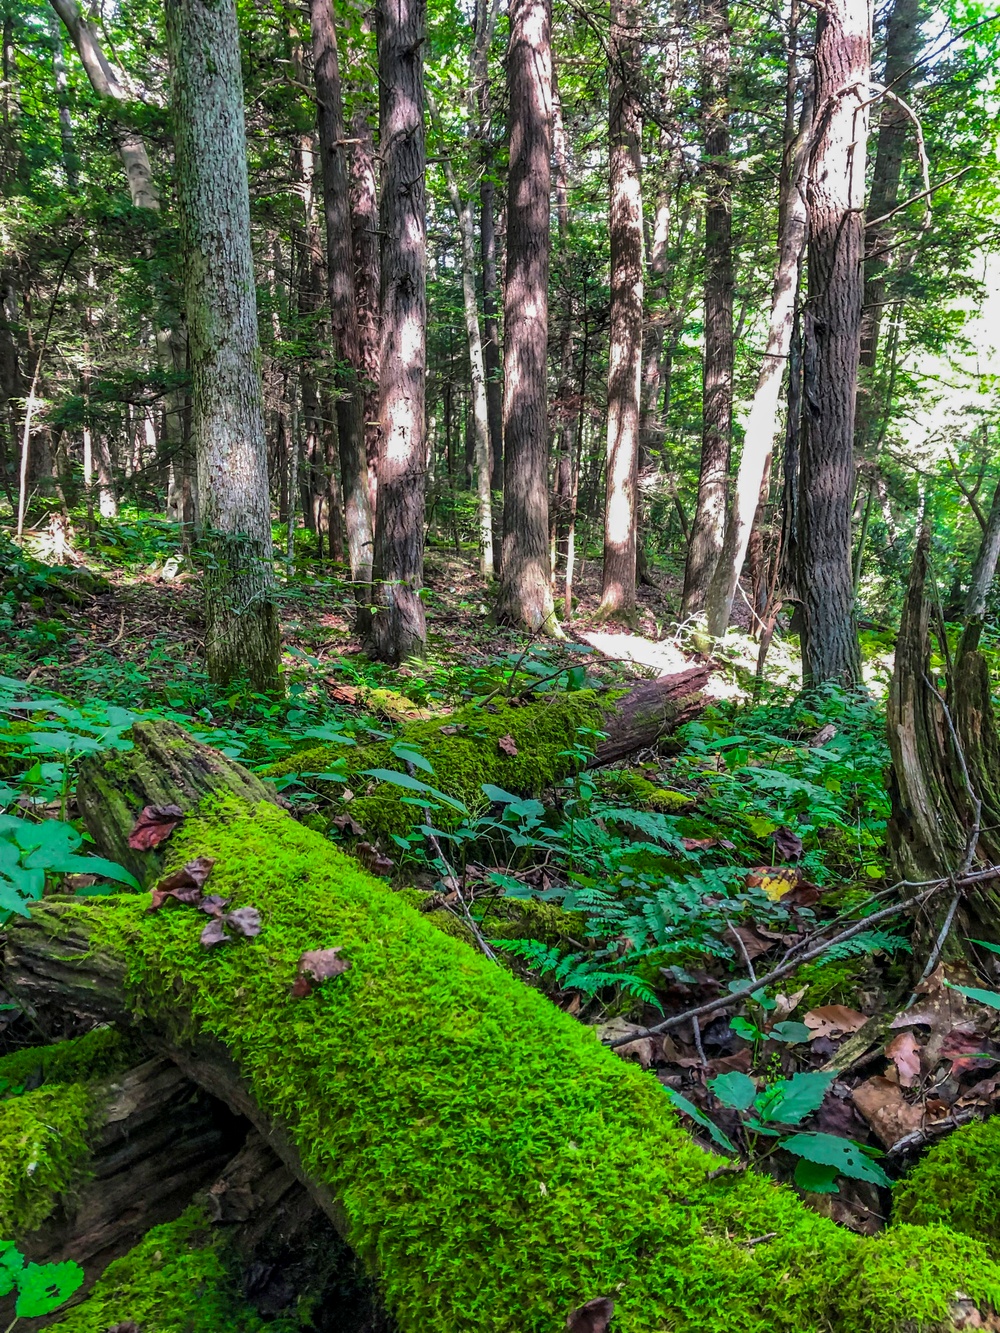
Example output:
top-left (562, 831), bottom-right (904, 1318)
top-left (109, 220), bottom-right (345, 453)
top-left (48, 1206), bottom-right (301, 1333)
top-left (789, 958), bottom-right (868, 1010)
top-left (0, 1027), bottom-right (136, 1099)
top-left (894, 1118), bottom-right (1000, 1253)
top-left (265, 691), bottom-right (608, 841)
top-left (41, 793), bottom-right (1000, 1333)
top-left (598, 769), bottom-right (694, 813)
top-left (0, 1081), bottom-right (95, 1234)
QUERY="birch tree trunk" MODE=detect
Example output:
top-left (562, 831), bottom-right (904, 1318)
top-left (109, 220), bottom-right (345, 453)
top-left (367, 0), bottom-right (429, 663)
top-left (703, 86), bottom-right (813, 638)
top-left (165, 0), bottom-right (280, 693)
top-left (310, 0), bottom-right (374, 615)
top-left (599, 0), bottom-right (643, 618)
top-left (496, 0), bottom-right (559, 633)
top-left (682, 0), bottom-right (733, 617)
top-left (797, 0), bottom-right (870, 686)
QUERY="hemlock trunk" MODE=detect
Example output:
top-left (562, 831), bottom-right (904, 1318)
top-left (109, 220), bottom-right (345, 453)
top-left (165, 0), bottom-right (280, 693)
top-left (368, 0), bottom-right (429, 664)
top-left (599, 0), bottom-right (643, 620)
top-left (5, 724), bottom-right (1000, 1333)
top-left (496, 0), bottom-right (558, 633)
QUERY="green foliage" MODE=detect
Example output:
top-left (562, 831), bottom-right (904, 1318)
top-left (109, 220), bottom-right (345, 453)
top-left (45, 792), bottom-right (1000, 1333)
top-left (0, 813), bottom-right (139, 921)
top-left (0, 1239), bottom-right (84, 1320)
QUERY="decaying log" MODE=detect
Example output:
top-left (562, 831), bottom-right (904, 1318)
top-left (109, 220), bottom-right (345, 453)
top-left (5, 722), bottom-right (1000, 1333)
top-left (587, 668), bottom-right (708, 766)
top-left (1, 1057), bottom-right (243, 1327)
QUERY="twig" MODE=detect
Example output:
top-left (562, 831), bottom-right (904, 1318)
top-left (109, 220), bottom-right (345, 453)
top-left (691, 1015), bottom-right (708, 1067)
top-left (607, 880), bottom-right (960, 1047)
top-left (727, 921), bottom-right (758, 983)
top-left (912, 889), bottom-right (960, 996)
top-left (865, 83), bottom-right (932, 228)
top-left (864, 167), bottom-right (971, 230)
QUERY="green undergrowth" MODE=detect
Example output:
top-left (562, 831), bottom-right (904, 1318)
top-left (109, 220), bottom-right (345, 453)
top-left (893, 1117), bottom-right (1000, 1255)
top-left (32, 793), bottom-right (1000, 1333)
top-left (0, 1080), bottom-right (96, 1234)
top-left (0, 1027), bottom-right (136, 1099)
top-left (265, 690), bottom-right (610, 841)
top-left (48, 1205), bottom-right (301, 1333)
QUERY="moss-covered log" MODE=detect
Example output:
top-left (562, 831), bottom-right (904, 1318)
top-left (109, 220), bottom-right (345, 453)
top-left (6, 727), bottom-right (1000, 1332)
top-left (265, 667), bottom-right (709, 842)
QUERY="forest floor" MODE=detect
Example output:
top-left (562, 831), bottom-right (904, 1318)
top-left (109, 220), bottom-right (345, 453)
top-left (2, 512), bottom-right (999, 1246)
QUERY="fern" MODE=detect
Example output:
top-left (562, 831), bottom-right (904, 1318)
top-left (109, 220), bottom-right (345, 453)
top-left (493, 938), bottom-right (662, 1008)
top-left (823, 929), bottom-right (910, 961)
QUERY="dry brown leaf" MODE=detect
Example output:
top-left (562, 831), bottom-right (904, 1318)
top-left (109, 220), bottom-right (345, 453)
top-left (772, 987), bottom-right (808, 1024)
top-left (804, 1005), bottom-right (868, 1042)
top-left (498, 733), bottom-right (518, 757)
top-left (331, 813), bottom-right (367, 838)
top-left (148, 856), bottom-right (215, 911)
top-left (128, 803), bottom-right (185, 851)
top-left (566, 1297), bottom-right (615, 1333)
top-left (355, 842), bottom-right (395, 876)
top-left (851, 1075), bottom-right (923, 1148)
top-left (226, 907), bottom-right (262, 938)
top-left (885, 1031), bottom-right (922, 1088)
top-left (772, 826), bottom-right (804, 861)
top-left (730, 923), bottom-right (773, 961)
top-left (596, 1018), bottom-right (655, 1069)
top-left (200, 917), bottom-right (230, 948)
top-left (291, 946), bottom-right (351, 998)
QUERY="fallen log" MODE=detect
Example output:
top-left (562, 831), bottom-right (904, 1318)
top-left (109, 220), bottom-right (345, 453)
top-left (261, 666), bottom-right (710, 842)
top-left (6, 725), bottom-right (1000, 1333)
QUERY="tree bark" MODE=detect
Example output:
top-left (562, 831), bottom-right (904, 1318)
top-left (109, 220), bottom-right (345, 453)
top-left (682, 0), bottom-right (733, 617)
top-left (347, 104), bottom-right (381, 521)
top-left (367, 0), bottom-right (429, 663)
top-left (598, 0), bottom-right (643, 620)
top-left (703, 84), bottom-right (813, 638)
top-left (311, 0), bottom-right (375, 614)
top-left (495, 0), bottom-right (558, 633)
top-left (165, 0), bottom-right (281, 693)
top-left (480, 140), bottom-right (503, 497)
top-left (796, 0), bottom-right (869, 687)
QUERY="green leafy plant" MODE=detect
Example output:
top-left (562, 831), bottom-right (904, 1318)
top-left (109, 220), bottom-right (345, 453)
top-left (0, 1239), bottom-right (84, 1324)
top-left (0, 814), bottom-right (139, 922)
top-left (664, 1069), bottom-right (892, 1194)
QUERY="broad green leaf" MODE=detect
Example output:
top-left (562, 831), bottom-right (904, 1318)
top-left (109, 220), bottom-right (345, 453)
top-left (391, 741), bottom-right (435, 775)
top-left (481, 784), bottom-right (520, 803)
top-left (793, 1158), bottom-right (840, 1194)
top-left (300, 726), bottom-right (356, 745)
top-left (0, 1240), bottom-right (23, 1297)
top-left (730, 1016), bottom-right (762, 1041)
top-left (969, 939), bottom-right (1000, 957)
top-left (56, 855), bottom-right (140, 890)
top-left (663, 1087), bottom-right (736, 1154)
top-left (15, 1260), bottom-right (85, 1317)
top-left (943, 979), bottom-right (1000, 1010)
top-left (709, 1070), bottom-right (757, 1111)
top-left (362, 769), bottom-right (468, 814)
top-left (757, 1071), bottom-right (833, 1125)
top-left (783, 1132), bottom-right (892, 1187)
top-left (769, 1021), bottom-right (812, 1044)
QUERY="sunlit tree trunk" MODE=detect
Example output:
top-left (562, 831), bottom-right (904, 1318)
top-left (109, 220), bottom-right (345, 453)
top-left (347, 104), bottom-right (381, 520)
top-left (480, 134), bottom-right (503, 498)
top-left (599, 0), bottom-right (643, 618)
top-left (704, 82), bottom-right (813, 637)
top-left (367, 0), bottom-right (428, 663)
top-left (682, 0), bottom-right (732, 617)
top-left (311, 0), bottom-right (374, 614)
top-left (165, 0), bottom-right (280, 692)
top-left (797, 0), bottom-right (870, 686)
top-left (495, 0), bottom-right (559, 632)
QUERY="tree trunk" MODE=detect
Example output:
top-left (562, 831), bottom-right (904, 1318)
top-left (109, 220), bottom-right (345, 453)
top-left (480, 139), bottom-right (503, 498)
top-left (598, 0), bottom-right (643, 620)
top-left (796, 0), bottom-right (869, 687)
top-left (682, 0), bottom-right (733, 617)
top-left (347, 104), bottom-right (381, 522)
top-left (311, 0), bottom-right (375, 615)
top-left (367, 0), bottom-right (428, 663)
top-left (165, 0), bottom-right (281, 693)
top-left (49, 11), bottom-right (79, 189)
top-left (703, 84), bottom-right (813, 638)
top-left (495, 0), bottom-right (558, 633)
top-left (4, 722), bottom-right (999, 1333)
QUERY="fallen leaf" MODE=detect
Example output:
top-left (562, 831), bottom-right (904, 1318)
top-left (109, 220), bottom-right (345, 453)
top-left (106, 1325), bottom-right (140, 1333)
top-left (128, 803), bottom-right (185, 851)
top-left (200, 918), bottom-right (231, 948)
top-left (331, 813), bottom-right (367, 838)
top-left (773, 826), bottom-right (804, 861)
top-left (746, 866), bottom-right (799, 902)
top-left (772, 987), bottom-right (808, 1023)
top-left (325, 684), bottom-right (360, 705)
top-left (291, 947), bottom-right (351, 997)
top-left (148, 856), bottom-right (215, 911)
top-left (810, 723), bottom-right (837, 747)
top-left (566, 1297), bottom-right (615, 1333)
top-left (226, 907), bottom-right (262, 938)
top-left (355, 842), bottom-right (395, 875)
top-left (498, 734), bottom-right (518, 757)
top-left (341, 788), bottom-right (355, 802)
top-left (730, 923), bottom-right (773, 961)
top-left (890, 963), bottom-right (989, 1062)
top-left (596, 1018), bottom-right (655, 1069)
top-left (683, 836), bottom-right (718, 852)
top-left (851, 1075), bottom-right (923, 1148)
top-left (439, 724), bottom-right (465, 735)
top-left (804, 1005), bottom-right (868, 1042)
top-left (198, 894), bottom-right (230, 917)
top-left (886, 1031), bottom-right (922, 1088)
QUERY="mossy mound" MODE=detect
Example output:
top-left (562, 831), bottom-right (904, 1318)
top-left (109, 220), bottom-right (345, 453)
top-left (0, 1080), bottom-right (95, 1233)
top-left (0, 1027), bottom-right (135, 1099)
top-left (48, 1206), bottom-right (301, 1332)
top-left (265, 690), bottom-right (608, 842)
top-left (893, 1117), bottom-right (1000, 1254)
top-left (41, 794), bottom-right (1000, 1333)
top-left (599, 769), bottom-right (695, 813)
